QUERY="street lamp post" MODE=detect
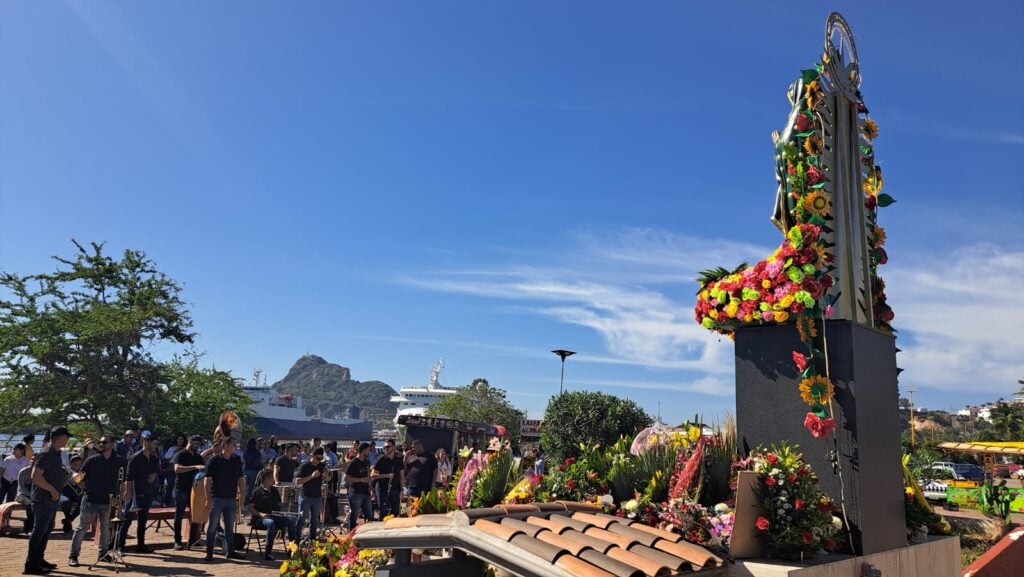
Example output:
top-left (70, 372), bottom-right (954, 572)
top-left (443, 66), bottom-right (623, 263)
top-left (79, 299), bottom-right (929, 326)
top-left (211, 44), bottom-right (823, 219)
top-left (551, 350), bottom-right (576, 395)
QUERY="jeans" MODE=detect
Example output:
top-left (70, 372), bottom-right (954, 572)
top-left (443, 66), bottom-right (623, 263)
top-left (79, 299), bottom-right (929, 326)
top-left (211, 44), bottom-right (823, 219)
top-left (375, 485), bottom-right (400, 519)
top-left (206, 497), bottom-right (237, 556)
top-left (347, 492), bottom-right (372, 530)
top-left (173, 488), bottom-right (199, 545)
top-left (116, 496), bottom-right (151, 550)
top-left (298, 496), bottom-right (321, 541)
top-left (25, 499), bottom-right (58, 570)
top-left (257, 515), bottom-right (297, 555)
top-left (70, 500), bottom-right (111, 560)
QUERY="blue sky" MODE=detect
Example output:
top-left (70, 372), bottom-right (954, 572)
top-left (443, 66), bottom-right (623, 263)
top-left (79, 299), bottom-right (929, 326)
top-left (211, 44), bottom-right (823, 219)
top-left (2, 1), bottom-right (1022, 425)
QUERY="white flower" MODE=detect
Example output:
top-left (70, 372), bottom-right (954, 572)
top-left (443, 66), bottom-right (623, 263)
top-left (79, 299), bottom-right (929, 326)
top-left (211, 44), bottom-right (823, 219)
top-left (831, 516), bottom-right (843, 530)
top-left (599, 494), bottom-right (614, 507)
top-left (624, 499), bottom-right (639, 513)
top-left (770, 468), bottom-right (781, 476)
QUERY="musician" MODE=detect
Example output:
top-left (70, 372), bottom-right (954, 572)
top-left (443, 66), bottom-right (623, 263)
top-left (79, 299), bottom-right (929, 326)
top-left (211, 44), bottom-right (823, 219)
top-left (273, 443), bottom-right (299, 484)
top-left (68, 436), bottom-right (122, 568)
top-left (24, 425), bottom-right (70, 576)
top-left (115, 431), bottom-right (159, 555)
top-left (323, 441), bottom-right (341, 524)
top-left (344, 443), bottom-right (373, 530)
top-left (171, 435), bottom-right (205, 550)
top-left (59, 455), bottom-right (84, 533)
top-left (248, 470), bottom-right (298, 561)
top-left (203, 436), bottom-right (246, 562)
top-left (371, 440), bottom-right (403, 519)
top-left (295, 446), bottom-right (326, 540)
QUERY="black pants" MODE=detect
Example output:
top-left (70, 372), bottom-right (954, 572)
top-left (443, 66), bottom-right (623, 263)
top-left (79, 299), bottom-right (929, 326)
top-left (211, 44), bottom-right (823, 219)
top-left (173, 488), bottom-right (199, 545)
top-left (116, 499), bottom-right (150, 550)
top-left (25, 501), bottom-right (57, 570)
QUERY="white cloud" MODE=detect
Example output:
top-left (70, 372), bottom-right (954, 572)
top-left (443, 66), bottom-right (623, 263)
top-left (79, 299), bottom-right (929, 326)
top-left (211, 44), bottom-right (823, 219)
top-left (402, 230), bottom-right (1024, 403)
top-left (885, 244), bottom-right (1024, 395)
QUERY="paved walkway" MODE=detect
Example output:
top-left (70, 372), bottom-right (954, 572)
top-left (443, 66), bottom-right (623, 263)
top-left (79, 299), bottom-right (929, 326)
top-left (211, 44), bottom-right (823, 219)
top-left (0, 512), bottom-right (281, 577)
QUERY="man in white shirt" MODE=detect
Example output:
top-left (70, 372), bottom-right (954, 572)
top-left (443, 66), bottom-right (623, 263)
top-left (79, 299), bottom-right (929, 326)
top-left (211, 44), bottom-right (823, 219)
top-left (2, 443), bottom-right (30, 503)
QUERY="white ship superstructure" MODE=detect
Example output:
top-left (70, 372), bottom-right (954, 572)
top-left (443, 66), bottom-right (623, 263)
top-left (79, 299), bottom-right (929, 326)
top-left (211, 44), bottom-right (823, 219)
top-left (390, 359), bottom-right (459, 425)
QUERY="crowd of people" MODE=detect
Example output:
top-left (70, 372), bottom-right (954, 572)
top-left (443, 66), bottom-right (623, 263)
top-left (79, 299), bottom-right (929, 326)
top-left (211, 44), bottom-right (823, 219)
top-left (0, 414), bottom-right (463, 576)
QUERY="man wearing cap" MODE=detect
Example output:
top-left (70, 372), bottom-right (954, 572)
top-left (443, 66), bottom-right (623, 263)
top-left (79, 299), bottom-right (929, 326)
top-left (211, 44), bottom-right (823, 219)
top-left (115, 431), bottom-right (159, 555)
top-left (172, 435), bottom-right (206, 550)
top-left (68, 435), bottom-right (122, 568)
top-left (114, 430), bottom-right (138, 461)
top-left (23, 425), bottom-right (69, 575)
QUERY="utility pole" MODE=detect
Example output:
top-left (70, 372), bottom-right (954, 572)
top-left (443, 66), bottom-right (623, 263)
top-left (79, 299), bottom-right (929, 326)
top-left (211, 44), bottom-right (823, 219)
top-left (907, 385), bottom-right (917, 449)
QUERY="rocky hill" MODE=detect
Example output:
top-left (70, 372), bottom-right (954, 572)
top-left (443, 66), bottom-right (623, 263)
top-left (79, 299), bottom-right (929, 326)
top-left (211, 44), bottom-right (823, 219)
top-left (271, 355), bottom-right (396, 429)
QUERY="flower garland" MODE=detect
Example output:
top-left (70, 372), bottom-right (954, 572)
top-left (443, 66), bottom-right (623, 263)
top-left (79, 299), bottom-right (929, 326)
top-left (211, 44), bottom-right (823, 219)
top-left (694, 61), bottom-right (894, 438)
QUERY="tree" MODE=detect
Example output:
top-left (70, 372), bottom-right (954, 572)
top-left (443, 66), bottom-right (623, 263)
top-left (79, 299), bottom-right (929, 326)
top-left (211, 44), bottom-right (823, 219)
top-left (0, 241), bottom-right (195, 434)
top-left (541, 391), bottom-right (652, 460)
top-left (151, 354), bottom-right (256, 439)
top-left (424, 378), bottom-right (525, 446)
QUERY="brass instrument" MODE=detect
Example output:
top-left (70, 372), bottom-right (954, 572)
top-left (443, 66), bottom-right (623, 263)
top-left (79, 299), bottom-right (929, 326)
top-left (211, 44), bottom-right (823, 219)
top-left (110, 467), bottom-right (125, 522)
top-left (64, 468), bottom-right (85, 497)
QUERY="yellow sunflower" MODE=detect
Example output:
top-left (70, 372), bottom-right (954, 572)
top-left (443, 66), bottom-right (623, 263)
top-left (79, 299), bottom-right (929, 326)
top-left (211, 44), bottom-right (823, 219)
top-left (873, 226), bottom-right (887, 246)
top-left (863, 166), bottom-right (883, 195)
top-left (799, 375), bottom-right (835, 405)
top-left (803, 133), bottom-right (823, 156)
top-left (796, 316), bottom-right (818, 341)
top-left (805, 81), bottom-right (823, 109)
top-left (803, 190), bottom-right (830, 217)
top-left (812, 243), bottom-right (829, 268)
top-left (861, 118), bottom-right (879, 140)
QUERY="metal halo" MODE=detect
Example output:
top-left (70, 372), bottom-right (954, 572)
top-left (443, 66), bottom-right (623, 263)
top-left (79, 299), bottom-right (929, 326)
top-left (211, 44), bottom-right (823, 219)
top-left (824, 12), bottom-right (860, 96)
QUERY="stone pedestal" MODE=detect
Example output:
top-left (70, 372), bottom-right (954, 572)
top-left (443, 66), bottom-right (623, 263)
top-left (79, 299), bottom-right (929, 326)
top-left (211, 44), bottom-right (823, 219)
top-left (734, 320), bottom-right (906, 555)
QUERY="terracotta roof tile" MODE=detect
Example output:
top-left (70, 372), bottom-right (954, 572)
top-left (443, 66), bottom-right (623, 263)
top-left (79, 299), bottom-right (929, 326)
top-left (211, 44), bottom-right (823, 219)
top-left (353, 502), bottom-right (723, 577)
top-left (555, 554), bottom-right (615, 577)
top-left (536, 530), bottom-right (593, 556)
top-left (605, 547), bottom-right (670, 577)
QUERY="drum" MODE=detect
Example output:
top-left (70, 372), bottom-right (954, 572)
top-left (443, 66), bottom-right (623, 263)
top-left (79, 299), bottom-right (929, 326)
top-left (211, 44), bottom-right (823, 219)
top-left (275, 483), bottom-right (300, 513)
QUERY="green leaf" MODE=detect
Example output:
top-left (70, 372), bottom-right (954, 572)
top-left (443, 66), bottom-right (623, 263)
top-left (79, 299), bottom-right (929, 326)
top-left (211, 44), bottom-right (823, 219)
top-left (801, 68), bottom-right (820, 83)
top-left (794, 131), bottom-right (816, 138)
top-left (877, 193), bottom-right (897, 207)
top-left (811, 403), bottom-right (828, 418)
top-left (808, 215), bottom-right (826, 226)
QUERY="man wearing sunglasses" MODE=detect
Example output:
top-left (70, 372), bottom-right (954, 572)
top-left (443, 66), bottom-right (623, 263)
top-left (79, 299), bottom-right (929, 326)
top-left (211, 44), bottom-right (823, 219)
top-left (68, 436), bottom-right (122, 567)
top-left (295, 447), bottom-right (326, 541)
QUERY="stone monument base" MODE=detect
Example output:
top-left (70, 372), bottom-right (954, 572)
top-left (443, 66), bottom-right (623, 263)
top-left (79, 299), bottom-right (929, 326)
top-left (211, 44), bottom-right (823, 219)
top-left (725, 536), bottom-right (960, 577)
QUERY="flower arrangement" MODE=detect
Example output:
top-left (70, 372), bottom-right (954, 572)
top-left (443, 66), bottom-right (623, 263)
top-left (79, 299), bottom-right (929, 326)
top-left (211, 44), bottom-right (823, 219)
top-left (409, 486), bottom-right (456, 516)
top-left (748, 443), bottom-right (843, 559)
top-left (503, 472), bottom-right (541, 504)
top-left (694, 58), bottom-right (895, 439)
top-left (538, 454), bottom-right (608, 503)
top-left (280, 533), bottom-right (389, 577)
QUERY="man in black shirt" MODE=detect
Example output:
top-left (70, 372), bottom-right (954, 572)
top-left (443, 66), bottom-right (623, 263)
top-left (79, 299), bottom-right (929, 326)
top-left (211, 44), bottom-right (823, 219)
top-left (344, 443), bottom-right (373, 530)
top-left (69, 436), bottom-right (122, 567)
top-left (371, 440), bottom-right (403, 519)
top-left (115, 432), bottom-right (160, 554)
top-left (295, 447), bottom-right (326, 540)
top-left (403, 439), bottom-right (437, 498)
top-left (247, 471), bottom-right (298, 561)
top-left (171, 435), bottom-right (205, 550)
top-left (24, 425), bottom-right (70, 575)
top-left (204, 437), bottom-right (246, 562)
top-left (273, 444), bottom-right (299, 484)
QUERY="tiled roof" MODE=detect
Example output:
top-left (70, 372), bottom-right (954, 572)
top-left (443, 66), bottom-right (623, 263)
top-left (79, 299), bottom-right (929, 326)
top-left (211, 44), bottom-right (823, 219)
top-left (354, 501), bottom-right (724, 577)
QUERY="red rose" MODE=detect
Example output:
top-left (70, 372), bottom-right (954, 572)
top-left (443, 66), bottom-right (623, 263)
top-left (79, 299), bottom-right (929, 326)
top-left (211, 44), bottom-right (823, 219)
top-left (765, 476), bottom-right (777, 487)
top-left (795, 499), bottom-right (805, 510)
top-left (765, 453), bottom-right (779, 465)
top-left (802, 531), bottom-right (813, 544)
top-left (817, 500), bottom-right (835, 512)
top-left (795, 113), bottom-right (813, 132)
top-left (564, 457), bottom-right (576, 466)
top-left (876, 247), bottom-right (888, 265)
top-left (819, 274), bottom-right (834, 289)
top-left (787, 165), bottom-right (797, 175)
top-left (792, 351), bottom-right (808, 372)
top-left (881, 309), bottom-right (895, 322)
top-left (756, 516), bottom-right (770, 532)
top-left (788, 474), bottom-right (798, 484)
top-left (566, 479), bottom-right (577, 491)
top-left (825, 538), bottom-right (838, 551)
top-left (805, 165), bottom-right (823, 186)
top-left (865, 195), bottom-right (877, 209)
top-left (804, 413), bottom-right (836, 438)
